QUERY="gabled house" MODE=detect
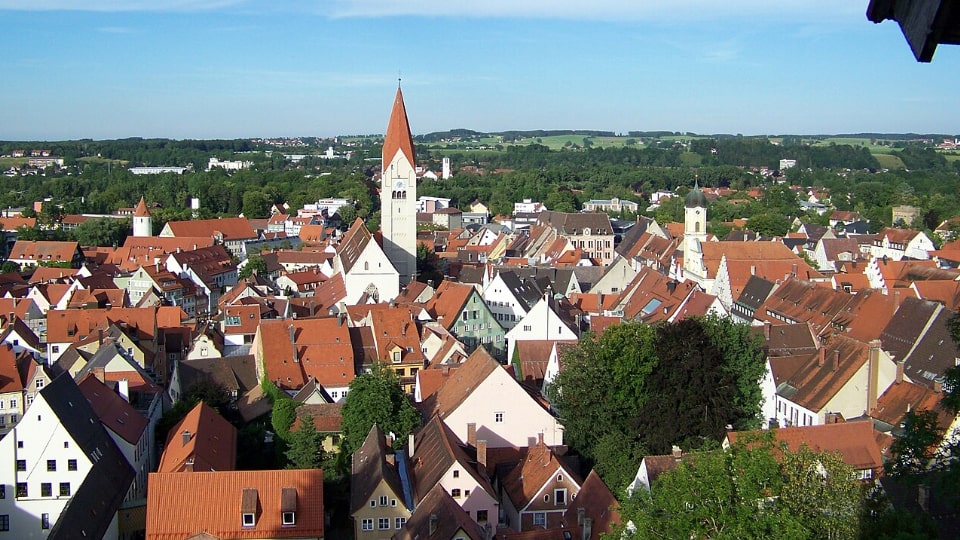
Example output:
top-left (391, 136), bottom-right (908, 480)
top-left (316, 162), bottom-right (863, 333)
top-left (724, 421), bottom-right (885, 481)
top-left (157, 402), bottom-right (237, 473)
top-left (7, 240), bottom-right (83, 268)
top-left (482, 270), bottom-right (544, 330)
top-left (146, 469), bottom-right (324, 540)
top-left (880, 297), bottom-right (957, 389)
top-left (773, 336), bottom-right (897, 428)
top-left (427, 280), bottom-right (506, 360)
top-left (347, 303), bottom-right (427, 394)
top-left (871, 227), bottom-right (935, 261)
top-left (0, 345), bottom-right (23, 436)
top-left (159, 216), bottom-right (258, 258)
top-left (420, 348), bottom-right (564, 448)
top-left (351, 425), bottom-right (411, 540)
top-left (408, 416), bottom-right (498, 527)
top-left (253, 317), bottom-right (355, 400)
top-left (628, 445), bottom-right (696, 494)
top-left (333, 218), bottom-right (400, 305)
top-left (504, 294), bottom-right (579, 363)
top-left (0, 374), bottom-right (134, 539)
top-left (812, 237), bottom-right (866, 273)
top-left (393, 484), bottom-right (487, 540)
top-left (165, 245), bottom-right (238, 314)
top-left (498, 438), bottom-right (582, 531)
top-left (78, 374), bottom-right (153, 502)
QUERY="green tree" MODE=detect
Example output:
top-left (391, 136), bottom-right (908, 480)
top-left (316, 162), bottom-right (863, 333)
top-left (621, 433), bottom-right (863, 540)
top-left (239, 255), bottom-right (267, 279)
top-left (341, 363), bottom-right (421, 456)
top-left (416, 242), bottom-right (443, 285)
top-left (285, 413), bottom-right (323, 469)
top-left (886, 410), bottom-right (944, 477)
top-left (72, 218), bottom-right (130, 247)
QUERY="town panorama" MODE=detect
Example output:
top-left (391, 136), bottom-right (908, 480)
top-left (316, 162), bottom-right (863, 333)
top-left (0, 88), bottom-right (958, 539)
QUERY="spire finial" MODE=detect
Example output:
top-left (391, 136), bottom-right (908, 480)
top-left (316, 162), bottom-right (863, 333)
top-left (398, 70), bottom-right (402, 88)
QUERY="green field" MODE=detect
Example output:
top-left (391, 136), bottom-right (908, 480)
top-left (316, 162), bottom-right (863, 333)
top-left (679, 152), bottom-right (703, 166)
top-left (873, 153), bottom-right (905, 169)
top-left (78, 156), bottom-right (127, 166)
top-left (0, 157), bottom-right (27, 168)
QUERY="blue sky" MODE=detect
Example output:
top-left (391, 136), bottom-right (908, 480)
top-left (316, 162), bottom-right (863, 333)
top-left (0, 1), bottom-right (957, 140)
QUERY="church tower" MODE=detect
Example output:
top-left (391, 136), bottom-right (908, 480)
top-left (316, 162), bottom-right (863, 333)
top-left (682, 182), bottom-right (707, 282)
top-left (380, 85), bottom-right (418, 285)
top-left (132, 196), bottom-right (152, 237)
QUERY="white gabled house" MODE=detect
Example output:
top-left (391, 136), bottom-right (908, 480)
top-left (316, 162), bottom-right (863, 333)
top-left (333, 218), bottom-right (400, 305)
top-left (504, 294), bottom-right (579, 363)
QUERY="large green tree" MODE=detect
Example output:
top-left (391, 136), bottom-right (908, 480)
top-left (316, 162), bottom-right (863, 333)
top-left (621, 433), bottom-right (864, 540)
top-left (549, 317), bottom-right (766, 491)
top-left (285, 413), bottom-right (323, 469)
top-left (341, 363), bottom-right (421, 456)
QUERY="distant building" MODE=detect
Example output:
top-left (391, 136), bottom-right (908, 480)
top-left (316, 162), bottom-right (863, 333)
top-left (779, 158), bottom-right (798, 170)
top-left (892, 205), bottom-right (921, 226)
top-left (582, 197), bottom-right (639, 214)
top-left (128, 166), bottom-right (188, 175)
top-left (206, 157), bottom-right (252, 171)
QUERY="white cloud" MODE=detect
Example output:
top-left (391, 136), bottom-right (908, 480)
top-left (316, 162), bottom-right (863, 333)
top-left (0, 0), bottom-right (245, 12)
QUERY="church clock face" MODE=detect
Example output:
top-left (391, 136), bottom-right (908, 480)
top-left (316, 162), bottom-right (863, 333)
top-left (394, 180), bottom-right (405, 190)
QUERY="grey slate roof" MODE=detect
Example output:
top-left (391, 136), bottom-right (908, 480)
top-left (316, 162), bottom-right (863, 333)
top-left (44, 373), bottom-right (135, 540)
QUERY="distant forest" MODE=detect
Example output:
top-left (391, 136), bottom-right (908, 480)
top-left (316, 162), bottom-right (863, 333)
top-left (1, 134), bottom-right (959, 244)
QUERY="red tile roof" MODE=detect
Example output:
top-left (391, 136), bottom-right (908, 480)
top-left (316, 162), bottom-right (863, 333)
top-left (726, 421), bottom-right (884, 473)
top-left (157, 402), bottom-right (237, 473)
top-left (78, 373), bottom-right (149, 445)
top-left (425, 280), bottom-right (475, 331)
top-left (502, 440), bottom-right (580, 510)
top-left (9, 240), bottom-right (80, 263)
top-left (420, 347), bottom-right (501, 419)
top-left (0, 345), bottom-right (23, 394)
top-left (256, 318), bottom-right (355, 391)
top-left (134, 196), bottom-right (151, 218)
top-left (164, 217), bottom-right (257, 241)
top-left (146, 469), bottom-right (324, 540)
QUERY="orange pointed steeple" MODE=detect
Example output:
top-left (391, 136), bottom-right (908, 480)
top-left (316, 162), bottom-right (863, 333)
top-left (134, 196), bottom-right (151, 217)
top-left (382, 85), bottom-right (416, 174)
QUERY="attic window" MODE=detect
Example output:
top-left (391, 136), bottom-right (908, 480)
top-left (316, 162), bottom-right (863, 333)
top-left (242, 513), bottom-right (255, 527)
top-left (241, 487), bottom-right (258, 527)
top-left (281, 487), bottom-right (297, 526)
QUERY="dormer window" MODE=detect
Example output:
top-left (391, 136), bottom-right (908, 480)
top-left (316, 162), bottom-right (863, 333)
top-left (241, 487), bottom-right (258, 528)
top-left (242, 513), bottom-right (255, 527)
top-left (281, 487), bottom-right (297, 527)
top-left (282, 512), bottom-right (295, 525)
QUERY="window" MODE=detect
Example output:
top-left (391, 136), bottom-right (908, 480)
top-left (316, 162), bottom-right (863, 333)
top-left (0, 485), bottom-right (5, 499)
top-left (0, 515), bottom-right (7, 531)
top-left (533, 512), bottom-right (546, 527)
top-left (67, 459), bottom-right (77, 471)
top-left (390, 499), bottom-right (397, 507)
top-left (51, 346), bottom-right (59, 354)
top-left (16, 483), bottom-right (26, 498)
top-left (35, 379), bottom-right (43, 389)
top-left (495, 412), bottom-right (504, 423)
top-left (64, 441), bottom-right (69, 449)
top-left (557, 474), bottom-right (563, 482)
top-left (369, 499), bottom-right (376, 507)
top-left (242, 513), bottom-right (255, 527)
top-left (477, 509), bottom-right (488, 523)
top-left (41, 483), bottom-right (51, 497)
top-left (392, 517), bottom-right (407, 529)
top-left (378, 518), bottom-right (390, 530)
top-left (361, 518), bottom-right (374, 530)
top-left (59, 482), bottom-right (70, 497)
top-left (555, 488), bottom-right (567, 506)
top-left (451, 488), bottom-right (461, 498)
top-left (282, 511), bottom-right (295, 525)
top-left (47, 460), bottom-right (56, 472)
top-left (393, 351), bottom-right (401, 363)
top-left (523, 325), bottom-right (532, 331)
top-left (15, 460), bottom-right (25, 472)
top-left (9, 400), bottom-right (15, 409)
top-left (41, 513), bottom-right (49, 530)
top-left (379, 495), bottom-right (388, 506)
top-left (453, 470), bottom-right (460, 478)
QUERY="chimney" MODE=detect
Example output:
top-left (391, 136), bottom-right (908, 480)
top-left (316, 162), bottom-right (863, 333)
top-left (118, 378), bottom-right (129, 403)
top-left (868, 340), bottom-right (881, 413)
top-left (582, 517), bottom-right (593, 540)
top-left (895, 361), bottom-right (904, 384)
top-left (429, 514), bottom-right (438, 535)
top-left (338, 313), bottom-right (345, 327)
top-left (442, 365), bottom-right (450, 376)
top-left (818, 347), bottom-right (825, 367)
top-left (792, 263), bottom-right (798, 277)
top-left (467, 423), bottom-right (477, 446)
top-left (750, 265), bottom-right (756, 276)
top-left (477, 439), bottom-right (487, 470)
top-left (408, 433), bottom-right (415, 458)
top-left (833, 349), bottom-right (840, 372)
top-left (672, 445), bottom-right (682, 460)
top-left (182, 430), bottom-right (192, 446)
top-left (763, 321), bottom-right (771, 340)
top-left (894, 289), bottom-right (902, 309)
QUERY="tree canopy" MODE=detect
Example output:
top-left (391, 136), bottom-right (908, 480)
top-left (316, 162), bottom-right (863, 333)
top-left (548, 317), bottom-right (766, 492)
top-left (341, 363), bottom-right (421, 456)
top-left (620, 432), bottom-right (864, 540)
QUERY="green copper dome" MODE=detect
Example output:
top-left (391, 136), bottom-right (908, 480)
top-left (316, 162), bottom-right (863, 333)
top-left (684, 182), bottom-right (707, 208)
